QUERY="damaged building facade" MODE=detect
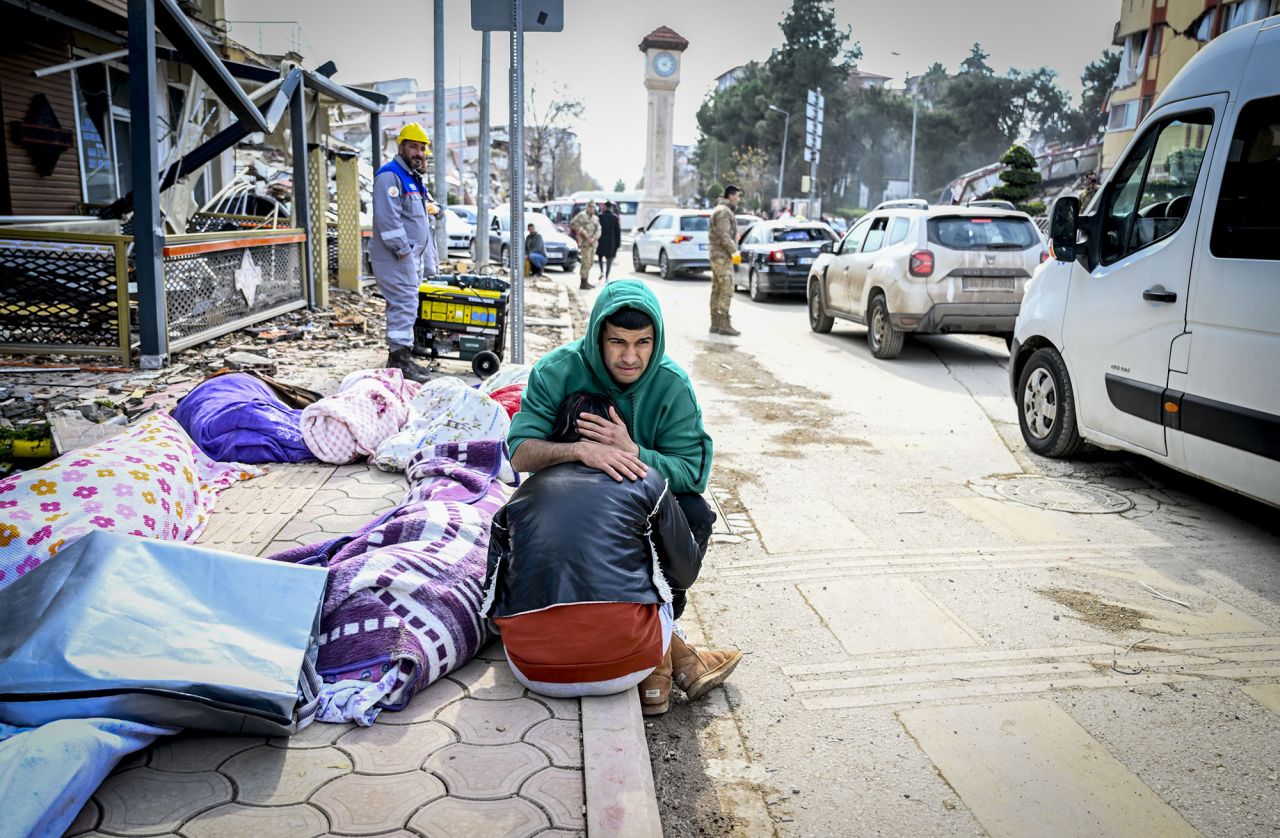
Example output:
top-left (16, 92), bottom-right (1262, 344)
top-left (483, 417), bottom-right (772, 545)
top-left (0, 0), bottom-right (385, 368)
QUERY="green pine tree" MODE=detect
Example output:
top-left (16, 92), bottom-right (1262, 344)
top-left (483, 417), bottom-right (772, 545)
top-left (990, 145), bottom-right (1043, 213)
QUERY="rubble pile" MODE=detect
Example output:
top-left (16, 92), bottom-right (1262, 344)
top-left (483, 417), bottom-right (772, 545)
top-left (0, 266), bottom-right (577, 478)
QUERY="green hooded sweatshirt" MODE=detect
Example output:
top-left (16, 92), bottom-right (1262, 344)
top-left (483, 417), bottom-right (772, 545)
top-left (508, 280), bottom-right (713, 494)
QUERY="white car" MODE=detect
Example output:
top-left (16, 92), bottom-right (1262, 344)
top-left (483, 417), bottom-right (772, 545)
top-left (807, 204), bottom-right (1046, 359)
top-left (480, 210), bottom-right (580, 272)
top-left (632, 208), bottom-right (713, 279)
top-left (1012, 17), bottom-right (1279, 507)
top-left (443, 208), bottom-right (474, 252)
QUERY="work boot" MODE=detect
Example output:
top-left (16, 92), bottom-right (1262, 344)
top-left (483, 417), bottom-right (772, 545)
top-left (709, 313), bottom-right (723, 334)
top-left (638, 648), bottom-right (673, 716)
top-left (385, 346), bottom-right (432, 384)
top-left (579, 279), bottom-right (593, 290)
top-left (670, 634), bottom-right (742, 701)
top-left (719, 315), bottom-right (741, 337)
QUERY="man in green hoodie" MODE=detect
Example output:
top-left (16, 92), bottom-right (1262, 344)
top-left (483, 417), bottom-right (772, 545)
top-left (508, 280), bottom-right (740, 714)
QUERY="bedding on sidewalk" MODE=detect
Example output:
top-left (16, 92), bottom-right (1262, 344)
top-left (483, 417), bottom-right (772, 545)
top-left (271, 440), bottom-right (514, 713)
top-left (0, 412), bottom-right (260, 592)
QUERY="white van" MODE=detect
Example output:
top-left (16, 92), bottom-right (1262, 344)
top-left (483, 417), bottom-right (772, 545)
top-left (1011, 15), bottom-right (1280, 507)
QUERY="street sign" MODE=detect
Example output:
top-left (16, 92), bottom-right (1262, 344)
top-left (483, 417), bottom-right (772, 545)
top-left (470, 0), bottom-right (563, 31)
top-left (801, 174), bottom-right (811, 192)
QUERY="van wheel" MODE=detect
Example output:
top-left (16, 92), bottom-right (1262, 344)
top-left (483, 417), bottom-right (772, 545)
top-left (749, 269), bottom-right (769, 302)
top-left (808, 279), bottom-right (834, 333)
top-left (867, 294), bottom-right (904, 360)
top-left (500, 245), bottom-right (510, 269)
top-left (1017, 347), bottom-right (1084, 458)
top-left (658, 250), bottom-right (672, 280)
top-left (633, 245), bottom-right (646, 273)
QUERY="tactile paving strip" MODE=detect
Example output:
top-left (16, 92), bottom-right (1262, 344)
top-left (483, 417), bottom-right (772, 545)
top-left (197, 463), bottom-right (336, 556)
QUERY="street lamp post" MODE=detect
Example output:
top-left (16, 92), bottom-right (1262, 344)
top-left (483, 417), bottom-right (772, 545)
top-left (891, 52), bottom-right (919, 199)
top-left (768, 104), bottom-right (789, 205)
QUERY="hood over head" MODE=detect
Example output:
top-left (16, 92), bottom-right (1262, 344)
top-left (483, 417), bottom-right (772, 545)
top-left (583, 280), bottom-right (665, 393)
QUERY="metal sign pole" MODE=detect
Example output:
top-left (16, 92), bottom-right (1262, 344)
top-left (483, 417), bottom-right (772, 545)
top-left (433, 0), bottom-right (448, 261)
top-left (509, 0), bottom-right (525, 364)
top-left (476, 31), bottom-right (491, 266)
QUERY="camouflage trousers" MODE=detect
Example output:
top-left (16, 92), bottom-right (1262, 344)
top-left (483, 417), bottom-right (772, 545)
top-left (579, 245), bottom-right (596, 281)
top-left (709, 255), bottom-right (734, 319)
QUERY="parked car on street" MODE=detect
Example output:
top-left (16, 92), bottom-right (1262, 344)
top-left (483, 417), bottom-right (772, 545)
top-left (733, 220), bottom-right (837, 300)
top-left (807, 204), bottom-right (1046, 359)
top-left (443, 208), bottom-right (474, 252)
top-left (451, 205), bottom-right (477, 226)
top-left (632, 208), bottom-right (713, 279)
top-left (478, 209), bottom-right (579, 272)
top-left (1010, 16), bottom-right (1279, 507)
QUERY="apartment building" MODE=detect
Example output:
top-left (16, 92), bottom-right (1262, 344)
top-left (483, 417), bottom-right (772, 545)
top-left (1103, 0), bottom-right (1277, 171)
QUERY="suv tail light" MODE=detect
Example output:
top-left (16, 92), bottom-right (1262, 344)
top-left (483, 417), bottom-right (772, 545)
top-left (908, 249), bottom-right (934, 277)
top-left (672, 235), bottom-right (693, 244)
top-left (768, 249), bottom-right (786, 263)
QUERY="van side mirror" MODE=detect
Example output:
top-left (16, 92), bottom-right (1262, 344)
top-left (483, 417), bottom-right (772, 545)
top-left (820, 241), bottom-right (833, 254)
top-left (1049, 196), bottom-right (1079, 262)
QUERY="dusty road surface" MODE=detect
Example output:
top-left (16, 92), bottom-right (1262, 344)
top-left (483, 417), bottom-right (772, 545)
top-left (583, 266), bottom-right (1280, 837)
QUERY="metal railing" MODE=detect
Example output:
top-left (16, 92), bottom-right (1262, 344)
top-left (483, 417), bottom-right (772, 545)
top-left (0, 230), bottom-right (131, 363)
top-left (187, 211), bottom-right (291, 234)
top-left (161, 228), bottom-right (309, 353)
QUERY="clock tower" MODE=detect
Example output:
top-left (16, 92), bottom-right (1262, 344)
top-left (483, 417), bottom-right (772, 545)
top-left (637, 26), bottom-right (688, 229)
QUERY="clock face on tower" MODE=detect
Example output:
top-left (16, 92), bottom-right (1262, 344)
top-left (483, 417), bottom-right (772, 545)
top-left (653, 51), bottom-right (677, 78)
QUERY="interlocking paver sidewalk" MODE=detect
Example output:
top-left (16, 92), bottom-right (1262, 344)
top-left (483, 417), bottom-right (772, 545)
top-left (64, 280), bottom-right (661, 838)
top-left (66, 464), bottom-right (604, 838)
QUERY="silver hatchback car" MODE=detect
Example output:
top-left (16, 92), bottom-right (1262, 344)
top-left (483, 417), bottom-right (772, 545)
top-left (806, 204), bottom-right (1047, 359)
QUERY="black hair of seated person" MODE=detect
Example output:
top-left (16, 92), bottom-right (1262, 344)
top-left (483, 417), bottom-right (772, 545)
top-left (602, 306), bottom-right (652, 333)
top-left (549, 391), bottom-right (617, 443)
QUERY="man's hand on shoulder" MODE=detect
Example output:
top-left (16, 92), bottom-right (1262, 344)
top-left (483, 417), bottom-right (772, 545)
top-left (577, 407), bottom-right (639, 456)
top-left (575, 440), bottom-right (648, 482)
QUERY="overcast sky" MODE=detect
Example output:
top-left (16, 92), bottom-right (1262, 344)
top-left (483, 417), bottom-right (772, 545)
top-left (225, 0), bottom-right (1119, 188)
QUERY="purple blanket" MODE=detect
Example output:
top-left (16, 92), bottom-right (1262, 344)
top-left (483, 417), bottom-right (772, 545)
top-left (173, 373), bottom-right (313, 464)
top-left (271, 440), bottom-right (512, 710)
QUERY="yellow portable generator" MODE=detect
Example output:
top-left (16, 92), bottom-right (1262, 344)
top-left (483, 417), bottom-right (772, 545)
top-left (413, 274), bottom-right (510, 377)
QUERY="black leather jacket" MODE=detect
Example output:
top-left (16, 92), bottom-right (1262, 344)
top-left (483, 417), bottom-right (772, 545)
top-left (481, 464), bottom-right (700, 620)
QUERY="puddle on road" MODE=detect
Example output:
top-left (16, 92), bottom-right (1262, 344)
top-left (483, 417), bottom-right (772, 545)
top-left (1038, 587), bottom-right (1152, 633)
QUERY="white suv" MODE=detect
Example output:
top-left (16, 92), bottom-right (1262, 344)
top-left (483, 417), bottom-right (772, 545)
top-left (632, 208), bottom-right (713, 279)
top-left (806, 204), bottom-right (1046, 359)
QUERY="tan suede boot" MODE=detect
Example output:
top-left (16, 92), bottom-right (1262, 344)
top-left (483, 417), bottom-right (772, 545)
top-left (638, 648), bottom-right (673, 716)
top-left (709, 313), bottom-right (722, 334)
top-left (670, 634), bottom-right (742, 701)
top-left (719, 315), bottom-right (741, 337)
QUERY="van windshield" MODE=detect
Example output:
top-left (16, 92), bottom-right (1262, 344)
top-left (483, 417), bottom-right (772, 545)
top-left (680, 215), bottom-right (711, 232)
top-left (928, 216), bottom-right (1038, 250)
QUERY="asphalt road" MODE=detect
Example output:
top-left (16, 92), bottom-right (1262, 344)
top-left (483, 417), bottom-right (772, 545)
top-left (583, 264), bottom-right (1280, 837)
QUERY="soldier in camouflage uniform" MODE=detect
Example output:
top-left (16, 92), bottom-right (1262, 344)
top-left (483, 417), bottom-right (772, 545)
top-left (708, 185), bottom-right (742, 336)
top-left (570, 201), bottom-right (601, 290)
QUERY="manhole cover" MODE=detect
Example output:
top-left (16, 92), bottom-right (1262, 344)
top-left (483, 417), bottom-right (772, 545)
top-left (990, 477), bottom-right (1133, 514)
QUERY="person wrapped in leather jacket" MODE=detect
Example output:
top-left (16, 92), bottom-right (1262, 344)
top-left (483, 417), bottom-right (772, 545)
top-left (481, 392), bottom-right (701, 623)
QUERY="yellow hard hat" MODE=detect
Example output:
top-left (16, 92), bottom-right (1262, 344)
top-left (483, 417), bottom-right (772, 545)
top-left (396, 122), bottom-right (431, 150)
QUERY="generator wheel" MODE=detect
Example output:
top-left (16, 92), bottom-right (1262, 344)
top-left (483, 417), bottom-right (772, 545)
top-left (471, 350), bottom-right (500, 378)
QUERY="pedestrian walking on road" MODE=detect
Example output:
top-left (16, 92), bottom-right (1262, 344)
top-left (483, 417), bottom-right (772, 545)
top-left (597, 202), bottom-right (622, 281)
top-left (708, 185), bottom-right (742, 336)
top-left (525, 222), bottom-right (548, 276)
top-left (369, 122), bottom-right (440, 383)
top-left (570, 200), bottom-right (601, 290)
top-left (506, 280), bottom-right (738, 715)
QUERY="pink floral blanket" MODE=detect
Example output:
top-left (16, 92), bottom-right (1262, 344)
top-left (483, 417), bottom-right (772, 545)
top-left (301, 369), bottom-right (421, 464)
top-left (0, 412), bottom-right (260, 591)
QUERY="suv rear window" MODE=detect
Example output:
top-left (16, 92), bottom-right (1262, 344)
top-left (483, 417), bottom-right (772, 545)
top-left (928, 216), bottom-right (1037, 250)
top-left (772, 227), bottom-right (831, 242)
top-left (680, 215), bottom-right (710, 232)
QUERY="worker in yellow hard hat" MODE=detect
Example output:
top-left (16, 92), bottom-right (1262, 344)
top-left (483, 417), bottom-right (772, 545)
top-left (370, 121), bottom-right (441, 382)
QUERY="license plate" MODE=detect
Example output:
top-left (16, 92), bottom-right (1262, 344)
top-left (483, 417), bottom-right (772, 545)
top-left (962, 277), bottom-right (1015, 292)
top-left (699, 243), bottom-right (709, 250)
top-left (797, 256), bottom-right (813, 265)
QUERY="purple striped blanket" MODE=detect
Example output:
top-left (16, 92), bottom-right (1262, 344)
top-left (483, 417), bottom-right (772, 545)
top-left (270, 440), bottom-right (512, 710)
